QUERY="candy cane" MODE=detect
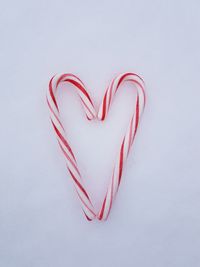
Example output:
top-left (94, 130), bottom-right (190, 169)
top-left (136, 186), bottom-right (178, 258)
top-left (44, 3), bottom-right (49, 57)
top-left (47, 72), bottom-right (146, 221)
top-left (47, 74), bottom-right (96, 221)
top-left (97, 73), bottom-right (145, 220)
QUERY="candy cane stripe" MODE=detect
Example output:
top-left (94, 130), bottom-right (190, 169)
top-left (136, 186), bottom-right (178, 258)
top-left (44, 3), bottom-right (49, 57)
top-left (128, 116), bottom-right (134, 153)
top-left (64, 79), bottom-right (94, 106)
top-left (133, 96), bottom-right (140, 138)
top-left (49, 77), bottom-right (59, 111)
top-left (98, 196), bottom-right (107, 220)
top-left (51, 120), bottom-right (76, 161)
top-left (75, 192), bottom-right (96, 217)
top-left (58, 141), bottom-right (80, 176)
top-left (118, 139), bottom-right (125, 186)
top-left (67, 168), bottom-right (90, 201)
top-left (47, 98), bottom-right (65, 131)
top-left (101, 90), bottom-right (108, 120)
top-left (108, 81), bottom-right (114, 108)
top-left (80, 96), bottom-right (96, 119)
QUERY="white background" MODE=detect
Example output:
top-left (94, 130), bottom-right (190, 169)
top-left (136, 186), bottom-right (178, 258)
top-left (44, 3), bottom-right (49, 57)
top-left (0, 0), bottom-right (200, 266)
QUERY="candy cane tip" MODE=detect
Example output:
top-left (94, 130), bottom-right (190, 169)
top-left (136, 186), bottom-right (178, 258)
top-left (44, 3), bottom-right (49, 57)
top-left (84, 213), bottom-right (94, 221)
top-left (97, 113), bottom-right (104, 121)
top-left (86, 114), bottom-right (96, 121)
top-left (97, 214), bottom-right (108, 221)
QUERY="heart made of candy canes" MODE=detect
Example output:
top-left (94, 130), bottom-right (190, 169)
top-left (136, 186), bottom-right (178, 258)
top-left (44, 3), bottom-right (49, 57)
top-left (47, 72), bottom-right (146, 221)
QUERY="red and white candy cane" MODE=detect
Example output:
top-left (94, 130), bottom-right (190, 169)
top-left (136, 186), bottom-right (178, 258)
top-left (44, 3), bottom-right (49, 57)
top-left (47, 74), bottom-right (96, 221)
top-left (97, 73), bottom-right (146, 220)
top-left (47, 72), bottom-right (146, 221)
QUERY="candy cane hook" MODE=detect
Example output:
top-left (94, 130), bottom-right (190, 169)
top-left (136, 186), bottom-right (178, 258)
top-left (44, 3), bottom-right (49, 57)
top-left (47, 73), bottom-right (96, 220)
top-left (97, 73), bottom-right (145, 220)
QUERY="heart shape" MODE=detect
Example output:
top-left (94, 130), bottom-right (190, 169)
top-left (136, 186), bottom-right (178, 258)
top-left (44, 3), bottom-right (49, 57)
top-left (47, 72), bottom-right (145, 221)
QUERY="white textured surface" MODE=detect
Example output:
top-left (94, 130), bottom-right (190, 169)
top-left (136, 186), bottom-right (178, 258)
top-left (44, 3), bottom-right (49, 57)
top-left (0, 0), bottom-right (200, 266)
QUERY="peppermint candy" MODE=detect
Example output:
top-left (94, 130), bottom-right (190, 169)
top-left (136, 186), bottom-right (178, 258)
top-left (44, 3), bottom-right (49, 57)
top-left (47, 72), bottom-right (146, 221)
